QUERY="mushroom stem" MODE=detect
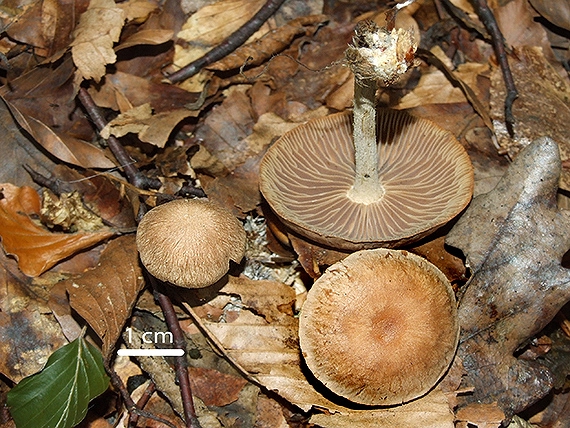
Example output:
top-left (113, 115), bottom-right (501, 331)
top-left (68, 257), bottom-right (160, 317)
top-left (344, 18), bottom-right (418, 204)
top-left (347, 77), bottom-right (384, 204)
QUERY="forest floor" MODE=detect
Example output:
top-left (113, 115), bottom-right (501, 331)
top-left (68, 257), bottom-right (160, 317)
top-left (0, 0), bottom-right (570, 427)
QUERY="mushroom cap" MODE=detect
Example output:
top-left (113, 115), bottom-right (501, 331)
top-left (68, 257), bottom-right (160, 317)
top-left (136, 199), bottom-right (246, 288)
top-left (259, 109), bottom-right (474, 250)
top-left (299, 248), bottom-right (459, 406)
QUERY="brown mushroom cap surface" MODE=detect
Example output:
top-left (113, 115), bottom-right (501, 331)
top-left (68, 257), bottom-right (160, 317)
top-left (136, 199), bottom-right (246, 288)
top-left (299, 248), bottom-right (459, 406)
top-left (259, 109), bottom-right (473, 250)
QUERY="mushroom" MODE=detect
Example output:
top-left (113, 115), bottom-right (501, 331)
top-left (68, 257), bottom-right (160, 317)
top-left (299, 248), bottom-right (459, 406)
top-left (259, 20), bottom-right (473, 250)
top-left (136, 199), bottom-right (246, 288)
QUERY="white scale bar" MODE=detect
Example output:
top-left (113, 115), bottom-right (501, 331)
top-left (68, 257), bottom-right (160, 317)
top-left (117, 349), bottom-right (185, 357)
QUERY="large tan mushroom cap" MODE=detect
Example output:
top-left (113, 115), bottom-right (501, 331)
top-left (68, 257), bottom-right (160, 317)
top-left (299, 248), bottom-right (459, 406)
top-left (136, 199), bottom-right (246, 288)
top-left (259, 109), bottom-right (473, 250)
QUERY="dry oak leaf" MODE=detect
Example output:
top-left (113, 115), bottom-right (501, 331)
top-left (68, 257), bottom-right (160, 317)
top-left (71, 0), bottom-right (125, 82)
top-left (446, 137), bottom-right (570, 418)
top-left (65, 235), bottom-right (144, 360)
top-left (0, 183), bottom-right (115, 277)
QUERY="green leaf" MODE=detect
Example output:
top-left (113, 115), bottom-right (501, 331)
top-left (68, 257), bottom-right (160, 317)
top-left (6, 336), bottom-right (109, 428)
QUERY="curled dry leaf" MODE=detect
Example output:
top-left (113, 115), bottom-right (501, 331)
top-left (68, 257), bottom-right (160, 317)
top-left (65, 235), bottom-right (144, 360)
top-left (446, 137), bottom-right (570, 418)
top-left (175, 0), bottom-right (266, 67)
top-left (115, 29), bottom-right (174, 51)
top-left (71, 0), bottom-right (125, 82)
top-left (529, 0), bottom-right (570, 31)
top-left (0, 183), bottom-right (115, 277)
top-left (206, 15), bottom-right (327, 71)
top-left (100, 102), bottom-right (199, 148)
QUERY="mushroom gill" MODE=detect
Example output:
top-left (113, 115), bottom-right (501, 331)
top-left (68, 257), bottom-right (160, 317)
top-left (259, 109), bottom-right (473, 250)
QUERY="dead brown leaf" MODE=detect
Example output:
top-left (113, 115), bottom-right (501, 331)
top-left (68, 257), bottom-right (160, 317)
top-left (100, 102), bottom-right (198, 147)
top-left (0, 98), bottom-right (60, 188)
top-left (0, 250), bottom-right (67, 382)
top-left (71, 0), bottom-right (125, 82)
top-left (175, 0), bottom-right (266, 68)
top-left (188, 366), bottom-right (248, 407)
top-left (446, 137), bottom-right (570, 417)
top-left (207, 15), bottom-right (327, 72)
top-left (490, 46), bottom-right (570, 191)
top-left (115, 28), bottom-right (173, 51)
top-left (5, 0), bottom-right (89, 58)
top-left (65, 235), bottom-right (144, 360)
top-left (0, 183), bottom-right (115, 276)
top-left (455, 403), bottom-right (505, 428)
top-left (530, 0), bottom-right (570, 31)
top-left (89, 71), bottom-right (201, 113)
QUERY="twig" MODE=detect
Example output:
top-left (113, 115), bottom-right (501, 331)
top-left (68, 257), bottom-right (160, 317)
top-left (105, 362), bottom-right (178, 428)
top-left (470, 0), bottom-right (518, 133)
top-left (153, 282), bottom-right (201, 428)
top-left (128, 381), bottom-right (156, 427)
top-left (166, 0), bottom-right (287, 83)
top-left (77, 88), bottom-right (162, 190)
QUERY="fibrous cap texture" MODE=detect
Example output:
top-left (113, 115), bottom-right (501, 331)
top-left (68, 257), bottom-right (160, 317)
top-left (136, 199), bottom-right (246, 288)
top-left (299, 248), bottom-right (459, 405)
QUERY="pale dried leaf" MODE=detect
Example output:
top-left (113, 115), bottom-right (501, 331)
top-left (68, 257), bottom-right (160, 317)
top-left (177, 0), bottom-right (265, 46)
top-left (65, 235), bottom-right (144, 360)
top-left (115, 29), bottom-right (174, 51)
top-left (309, 389), bottom-right (454, 428)
top-left (446, 137), bottom-right (570, 417)
top-left (71, 0), bottom-right (125, 82)
top-left (100, 103), bottom-right (198, 147)
top-left (397, 48), bottom-right (488, 110)
top-left (3, 97), bottom-right (115, 169)
top-left (117, 0), bottom-right (159, 22)
top-left (0, 183), bottom-right (115, 277)
top-left (455, 403), bottom-right (504, 428)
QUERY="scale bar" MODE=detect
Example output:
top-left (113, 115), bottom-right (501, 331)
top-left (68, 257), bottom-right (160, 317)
top-left (118, 349), bottom-right (185, 357)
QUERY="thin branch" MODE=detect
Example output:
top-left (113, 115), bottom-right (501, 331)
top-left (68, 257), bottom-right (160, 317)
top-left (77, 88), bottom-right (162, 190)
top-left (166, 0), bottom-right (287, 83)
top-left (470, 0), bottom-right (518, 133)
top-left (105, 362), bottom-right (177, 428)
top-left (153, 281), bottom-right (202, 428)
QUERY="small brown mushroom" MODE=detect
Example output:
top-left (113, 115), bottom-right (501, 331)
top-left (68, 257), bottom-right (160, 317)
top-left (259, 109), bottom-right (473, 250)
top-left (299, 248), bottom-right (459, 406)
top-left (136, 199), bottom-right (246, 288)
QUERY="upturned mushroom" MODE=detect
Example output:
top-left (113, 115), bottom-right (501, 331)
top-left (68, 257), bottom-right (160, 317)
top-left (299, 248), bottom-right (459, 406)
top-left (259, 20), bottom-right (473, 250)
top-left (136, 198), bottom-right (246, 288)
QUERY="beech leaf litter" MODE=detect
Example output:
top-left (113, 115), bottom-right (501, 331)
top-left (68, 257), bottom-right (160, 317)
top-left (0, 0), bottom-right (570, 427)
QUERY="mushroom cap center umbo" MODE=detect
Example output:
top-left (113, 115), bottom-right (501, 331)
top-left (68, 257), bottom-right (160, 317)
top-left (259, 109), bottom-right (473, 250)
top-left (299, 248), bottom-right (459, 406)
top-left (136, 199), bottom-right (246, 288)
